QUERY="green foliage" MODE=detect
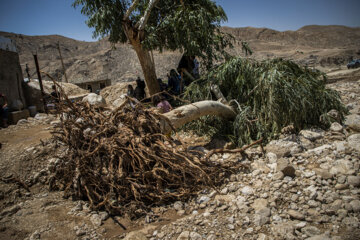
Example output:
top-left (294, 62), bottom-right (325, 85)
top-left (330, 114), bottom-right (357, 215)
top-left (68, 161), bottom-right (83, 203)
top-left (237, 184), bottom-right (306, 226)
top-left (73, 0), bottom-right (233, 68)
top-left (183, 57), bottom-right (348, 146)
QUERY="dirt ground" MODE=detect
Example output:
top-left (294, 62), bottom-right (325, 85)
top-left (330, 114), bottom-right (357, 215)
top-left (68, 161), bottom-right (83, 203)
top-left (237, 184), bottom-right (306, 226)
top-left (0, 117), bottom-right (208, 240)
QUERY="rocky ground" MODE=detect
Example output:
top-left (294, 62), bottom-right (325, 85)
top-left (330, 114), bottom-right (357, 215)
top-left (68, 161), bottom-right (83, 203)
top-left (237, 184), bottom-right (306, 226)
top-left (0, 76), bottom-right (360, 239)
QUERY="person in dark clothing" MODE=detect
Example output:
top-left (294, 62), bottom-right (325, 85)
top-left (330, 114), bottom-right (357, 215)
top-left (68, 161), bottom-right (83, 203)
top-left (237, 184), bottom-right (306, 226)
top-left (134, 77), bottom-right (146, 101)
top-left (127, 85), bottom-right (135, 98)
top-left (167, 69), bottom-right (181, 96)
top-left (158, 78), bottom-right (167, 92)
top-left (50, 85), bottom-right (60, 103)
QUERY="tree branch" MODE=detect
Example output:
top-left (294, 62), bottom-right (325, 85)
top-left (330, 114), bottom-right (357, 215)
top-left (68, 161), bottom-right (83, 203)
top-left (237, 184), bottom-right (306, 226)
top-left (136, 0), bottom-right (160, 30)
top-left (123, 0), bottom-right (140, 21)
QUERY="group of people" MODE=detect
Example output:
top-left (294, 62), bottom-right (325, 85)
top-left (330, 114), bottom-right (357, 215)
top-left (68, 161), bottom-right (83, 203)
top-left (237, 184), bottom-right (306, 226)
top-left (124, 56), bottom-right (200, 114)
top-left (126, 77), bottom-right (172, 113)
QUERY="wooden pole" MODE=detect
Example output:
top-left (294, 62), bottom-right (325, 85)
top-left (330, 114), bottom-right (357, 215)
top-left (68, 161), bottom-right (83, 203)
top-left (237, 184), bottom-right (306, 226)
top-left (57, 41), bottom-right (68, 83)
top-left (33, 54), bottom-right (48, 113)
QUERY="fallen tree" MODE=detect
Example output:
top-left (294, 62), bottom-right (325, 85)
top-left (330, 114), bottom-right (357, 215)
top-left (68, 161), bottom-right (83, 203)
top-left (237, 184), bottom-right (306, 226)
top-left (183, 57), bottom-right (348, 146)
top-left (162, 100), bottom-right (236, 133)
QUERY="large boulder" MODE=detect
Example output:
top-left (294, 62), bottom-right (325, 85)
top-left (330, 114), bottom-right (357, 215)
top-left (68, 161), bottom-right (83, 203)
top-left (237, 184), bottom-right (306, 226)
top-left (345, 114), bottom-right (360, 132)
top-left (82, 93), bottom-right (106, 107)
top-left (346, 134), bottom-right (360, 152)
top-left (265, 139), bottom-right (302, 158)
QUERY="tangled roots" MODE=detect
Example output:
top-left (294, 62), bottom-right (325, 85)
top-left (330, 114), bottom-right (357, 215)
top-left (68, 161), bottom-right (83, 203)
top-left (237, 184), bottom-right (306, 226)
top-left (49, 100), bottom-right (244, 218)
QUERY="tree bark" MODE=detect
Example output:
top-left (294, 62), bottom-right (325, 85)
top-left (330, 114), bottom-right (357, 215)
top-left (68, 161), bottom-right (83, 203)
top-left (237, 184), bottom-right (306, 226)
top-left (132, 43), bottom-right (160, 96)
top-left (124, 25), bottom-right (160, 96)
top-left (161, 100), bottom-right (237, 133)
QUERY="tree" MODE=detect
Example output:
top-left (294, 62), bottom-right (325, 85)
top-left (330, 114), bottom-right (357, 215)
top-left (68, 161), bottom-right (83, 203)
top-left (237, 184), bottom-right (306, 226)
top-left (73, 0), bottom-right (233, 95)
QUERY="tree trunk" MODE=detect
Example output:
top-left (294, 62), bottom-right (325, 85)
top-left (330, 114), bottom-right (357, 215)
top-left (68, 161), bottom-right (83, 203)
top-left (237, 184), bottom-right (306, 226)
top-left (132, 42), bottom-right (160, 96)
top-left (161, 100), bottom-right (237, 133)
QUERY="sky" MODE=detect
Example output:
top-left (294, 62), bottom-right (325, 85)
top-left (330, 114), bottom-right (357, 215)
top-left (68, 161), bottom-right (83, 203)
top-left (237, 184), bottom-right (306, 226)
top-left (0, 0), bottom-right (359, 42)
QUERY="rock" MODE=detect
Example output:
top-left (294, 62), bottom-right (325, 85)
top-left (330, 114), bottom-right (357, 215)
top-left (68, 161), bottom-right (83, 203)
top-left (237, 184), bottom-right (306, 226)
top-left (329, 159), bottom-right (353, 175)
top-left (301, 226), bottom-right (320, 237)
top-left (252, 199), bottom-right (268, 212)
top-left (189, 232), bottom-right (202, 240)
top-left (342, 216), bottom-right (359, 228)
top-left (254, 208), bottom-right (271, 226)
top-left (347, 134), bottom-right (360, 151)
top-left (75, 228), bottom-right (87, 236)
top-left (350, 200), bottom-right (360, 212)
top-left (288, 210), bottom-right (305, 220)
top-left (265, 139), bottom-right (302, 158)
top-left (326, 109), bottom-right (342, 123)
top-left (299, 137), bottom-right (315, 150)
top-left (82, 93), bottom-right (106, 107)
top-left (34, 113), bottom-right (48, 121)
top-left (227, 224), bottom-right (235, 230)
top-left (251, 160), bottom-right (271, 174)
top-left (241, 186), bottom-right (254, 195)
top-left (330, 122), bottom-right (343, 132)
top-left (99, 211), bottom-right (109, 221)
top-left (299, 130), bottom-right (323, 141)
top-left (335, 183), bottom-right (349, 190)
top-left (17, 119), bottom-right (29, 125)
top-left (347, 175), bottom-right (360, 187)
top-left (220, 187), bottom-right (228, 194)
top-left (333, 141), bottom-right (346, 152)
top-left (272, 171), bottom-right (284, 180)
top-left (71, 202), bottom-right (83, 212)
top-left (330, 199), bottom-right (343, 212)
top-left (29, 230), bottom-right (41, 240)
top-left (271, 223), bottom-right (295, 239)
top-left (174, 201), bottom-right (184, 211)
top-left (313, 168), bottom-right (333, 180)
top-left (257, 233), bottom-right (268, 240)
top-left (177, 231), bottom-right (190, 240)
top-left (345, 114), bottom-right (360, 132)
top-left (276, 158), bottom-right (296, 178)
top-left (90, 214), bottom-right (103, 227)
top-left (294, 222), bottom-right (307, 230)
top-left (266, 152), bottom-right (278, 163)
top-left (206, 235), bottom-right (216, 240)
top-left (307, 144), bottom-right (332, 155)
top-left (124, 231), bottom-right (147, 240)
top-left (305, 235), bottom-right (331, 240)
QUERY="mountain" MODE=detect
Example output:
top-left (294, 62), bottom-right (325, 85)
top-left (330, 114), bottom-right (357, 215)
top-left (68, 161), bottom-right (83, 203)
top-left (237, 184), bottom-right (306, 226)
top-left (1, 25), bottom-right (359, 85)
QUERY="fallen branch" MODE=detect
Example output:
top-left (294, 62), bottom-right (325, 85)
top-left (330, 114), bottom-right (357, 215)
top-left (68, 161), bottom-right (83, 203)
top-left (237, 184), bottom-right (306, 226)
top-left (205, 138), bottom-right (263, 159)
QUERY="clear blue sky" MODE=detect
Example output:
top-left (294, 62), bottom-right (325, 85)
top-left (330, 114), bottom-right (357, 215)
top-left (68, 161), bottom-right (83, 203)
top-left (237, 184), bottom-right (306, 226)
top-left (0, 0), bottom-right (359, 42)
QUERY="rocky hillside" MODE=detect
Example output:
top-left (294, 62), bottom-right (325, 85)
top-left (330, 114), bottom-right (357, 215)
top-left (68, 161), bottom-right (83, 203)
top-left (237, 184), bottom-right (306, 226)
top-left (1, 25), bottom-right (360, 86)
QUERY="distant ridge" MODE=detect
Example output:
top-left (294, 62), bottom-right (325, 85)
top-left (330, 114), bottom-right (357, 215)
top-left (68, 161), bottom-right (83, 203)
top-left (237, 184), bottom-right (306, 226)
top-left (1, 25), bottom-right (359, 85)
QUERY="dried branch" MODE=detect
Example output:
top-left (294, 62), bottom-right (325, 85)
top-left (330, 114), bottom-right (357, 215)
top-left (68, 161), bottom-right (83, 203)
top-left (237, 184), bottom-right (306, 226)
top-left (205, 138), bottom-right (263, 159)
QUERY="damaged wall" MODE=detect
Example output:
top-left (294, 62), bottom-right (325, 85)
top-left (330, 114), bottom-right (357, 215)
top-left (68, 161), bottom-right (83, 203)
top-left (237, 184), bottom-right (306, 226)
top-left (0, 43), bottom-right (27, 110)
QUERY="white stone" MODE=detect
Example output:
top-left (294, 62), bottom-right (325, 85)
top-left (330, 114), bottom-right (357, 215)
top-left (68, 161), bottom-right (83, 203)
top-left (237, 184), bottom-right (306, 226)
top-left (241, 186), bottom-right (254, 195)
top-left (82, 93), bottom-right (106, 107)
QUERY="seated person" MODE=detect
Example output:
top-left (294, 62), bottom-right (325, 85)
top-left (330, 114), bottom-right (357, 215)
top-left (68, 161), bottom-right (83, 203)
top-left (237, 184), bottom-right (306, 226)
top-left (152, 95), bottom-right (172, 113)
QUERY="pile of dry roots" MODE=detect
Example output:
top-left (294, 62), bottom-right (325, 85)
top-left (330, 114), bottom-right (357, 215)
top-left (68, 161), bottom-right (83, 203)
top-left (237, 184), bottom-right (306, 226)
top-left (49, 99), bottom-right (245, 218)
